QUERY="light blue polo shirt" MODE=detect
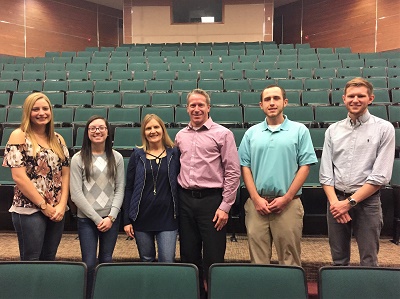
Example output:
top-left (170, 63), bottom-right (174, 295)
top-left (238, 116), bottom-right (317, 197)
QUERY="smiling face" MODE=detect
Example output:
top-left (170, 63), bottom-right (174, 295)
top-left (343, 86), bottom-right (374, 120)
top-left (30, 98), bottom-right (52, 128)
top-left (260, 86), bottom-right (288, 125)
top-left (187, 92), bottom-right (210, 127)
top-left (87, 118), bottom-right (108, 145)
top-left (144, 118), bottom-right (163, 146)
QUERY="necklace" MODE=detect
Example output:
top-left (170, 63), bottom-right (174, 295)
top-left (146, 149), bottom-right (165, 164)
top-left (149, 157), bottom-right (162, 195)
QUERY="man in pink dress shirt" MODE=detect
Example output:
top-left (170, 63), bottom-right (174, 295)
top-left (175, 88), bottom-right (241, 299)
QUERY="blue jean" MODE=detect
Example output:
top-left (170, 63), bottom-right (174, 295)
top-left (134, 229), bottom-right (178, 262)
top-left (12, 211), bottom-right (65, 261)
top-left (77, 216), bottom-right (120, 298)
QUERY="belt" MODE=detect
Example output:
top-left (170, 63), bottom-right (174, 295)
top-left (262, 195), bottom-right (301, 202)
top-left (334, 188), bottom-right (380, 198)
top-left (180, 187), bottom-right (222, 199)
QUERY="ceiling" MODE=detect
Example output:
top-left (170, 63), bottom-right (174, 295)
top-left (85, 0), bottom-right (298, 11)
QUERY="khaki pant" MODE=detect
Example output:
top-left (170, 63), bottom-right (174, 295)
top-left (244, 197), bottom-right (304, 266)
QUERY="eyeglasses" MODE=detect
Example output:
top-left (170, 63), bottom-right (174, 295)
top-left (88, 126), bottom-right (107, 133)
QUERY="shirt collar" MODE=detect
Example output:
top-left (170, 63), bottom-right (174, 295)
top-left (347, 110), bottom-right (371, 127)
top-left (187, 117), bottom-right (213, 131)
top-left (262, 115), bottom-right (290, 132)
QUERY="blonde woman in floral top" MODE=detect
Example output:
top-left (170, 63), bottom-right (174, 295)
top-left (2, 92), bottom-right (70, 261)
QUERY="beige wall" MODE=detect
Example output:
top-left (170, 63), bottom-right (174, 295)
top-left (125, 2), bottom-right (272, 44)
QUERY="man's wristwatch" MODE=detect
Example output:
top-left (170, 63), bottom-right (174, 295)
top-left (108, 215), bottom-right (116, 223)
top-left (37, 199), bottom-right (47, 210)
top-left (347, 196), bottom-right (357, 207)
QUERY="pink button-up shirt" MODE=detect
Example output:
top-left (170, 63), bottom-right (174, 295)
top-left (175, 118), bottom-right (241, 213)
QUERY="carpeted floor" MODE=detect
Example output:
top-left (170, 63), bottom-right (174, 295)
top-left (0, 232), bottom-right (399, 282)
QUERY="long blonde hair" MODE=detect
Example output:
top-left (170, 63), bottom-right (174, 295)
top-left (20, 92), bottom-right (66, 160)
top-left (139, 114), bottom-right (174, 151)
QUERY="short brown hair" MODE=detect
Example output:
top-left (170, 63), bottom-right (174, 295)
top-left (260, 85), bottom-right (287, 102)
top-left (186, 88), bottom-right (211, 106)
top-left (344, 77), bottom-right (374, 96)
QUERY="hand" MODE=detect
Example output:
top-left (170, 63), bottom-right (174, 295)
top-left (213, 209), bottom-right (228, 231)
top-left (335, 212), bottom-right (352, 224)
top-left (268, 196), bottom-right (290, 214)
top-left (97, 217), bottom-right (112, 232)
top-left (41, 204), bottom-right (56, 219)
top-left (49, 204), bottom-right (65, 222)
top-left (252, 196), bottom-right (271, 216)
top-left (330, 200), bottom-right (351, 219)
top-left (124, 224), bottom-right (135, 238)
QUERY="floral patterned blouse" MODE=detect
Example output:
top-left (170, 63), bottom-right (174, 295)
top-left (2, 134), bottom-right (70, 210)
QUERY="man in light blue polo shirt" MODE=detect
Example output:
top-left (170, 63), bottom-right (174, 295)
top-left (238, 85), bottom-right (317, 266)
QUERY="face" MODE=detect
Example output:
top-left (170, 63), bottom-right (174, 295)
top-left (343, 86), bottom-right (374, 119)
top-left (30, 98), bottom-right (51, 127)
top-left (87, 118), bottom-right (108, 145)
top-left (144, 118), bottom-right (163, 145)
top-left (187, 93), bottom-right (210, 127)
top-left (259, 87), bottom-right (288, 120)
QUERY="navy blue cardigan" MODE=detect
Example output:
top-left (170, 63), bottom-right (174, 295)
top-left (122, 147), bottom-right (180, 226)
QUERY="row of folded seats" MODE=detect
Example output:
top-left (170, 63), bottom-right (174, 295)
top-left (1, 66), bottom-right (399, 81)
top-left (1, 105), bottom-right (400, 152)
top-left (1, 95), bottom-right (400, 122)
top-left (4, 261), bottom-right (398, 299)
top-left (0, 77), bottom-right (399, 95)
top-left (0, 87), bottom-right (399, 108)
top-left (0, 59), bottom-right (399, 73)
top-left (0, 52), bottom-right (399, 64)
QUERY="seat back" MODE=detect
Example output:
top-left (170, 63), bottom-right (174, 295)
top-left (0, 261), bottom-right (86, 299)
top-left (319, 266), bottom-right (400, 299)
top-left (92, 263), bottom-right (199, 299)
top-left (208, 263), bottom-right (307, 299)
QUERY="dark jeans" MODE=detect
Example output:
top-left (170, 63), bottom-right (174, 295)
top-left (12, 211), bottom-right (65, 261)
top-left (327, 193), bottom-right (383, 266)
top-left (178, 187), bottom-right (226, 299)
top-left (77, 216), bottom-right (120, 299)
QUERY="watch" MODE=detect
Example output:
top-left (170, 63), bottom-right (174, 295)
top-left (37, 199), bottom-right (47, 210)
top-left (108, 215), bottom-right (116, 223)
top-left (348, 197), bottom-right (357, 207)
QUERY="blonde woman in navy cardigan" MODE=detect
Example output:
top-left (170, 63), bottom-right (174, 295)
top-left (123, 114), bottom-right (179, 263)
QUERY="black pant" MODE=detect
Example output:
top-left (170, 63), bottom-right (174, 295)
top-left (178, 187), bottom-right (226, 298)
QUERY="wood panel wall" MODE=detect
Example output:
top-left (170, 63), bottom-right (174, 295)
top-left (275, 0), bottom-right (400, 52)
top-left (0, 0), bottom-right (122, 57)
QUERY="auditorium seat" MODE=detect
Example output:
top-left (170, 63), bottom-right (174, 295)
top-left (209, 106), bottom-right (243, 128)
top-left (208, 263), bottom-right (307, 299)
top-left (171, 79), bottom-right (197, 92)
top-left (336, 67), bottom-right (362, 78)
top-left (46, 70), bottom-right (68, 80)
top-left (93, 80), bottom-right (118, 92)
top-left (210, 91), bottom-right (240, 106)
top-left (42, 91), bottom-right (65, 106)
top-left (92, 92), bottom-right (121, 106)
top-left (121, 92), bottom-right (150, 106)
top-left (319, 266), bottom-right (400, 299)
top-left (151, 92), bottom-right (181, 106)
top-left (92, 263), bottom-right (199, 299)
top-left (141, 106), bottom-right (175, 126)
top-left (284, 106), bottom-right (314, 127)
top-left (0, 261), bottom-right (86, 299)
top-left (314, 105), bottom-right (348, 127)
top-left (314, 68), bottom-right (337, 79)
top-left (65, 91), bottom-right (92, 106)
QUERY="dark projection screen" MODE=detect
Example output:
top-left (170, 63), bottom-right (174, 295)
top-left (172, 0), bottom-right (222, 23)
